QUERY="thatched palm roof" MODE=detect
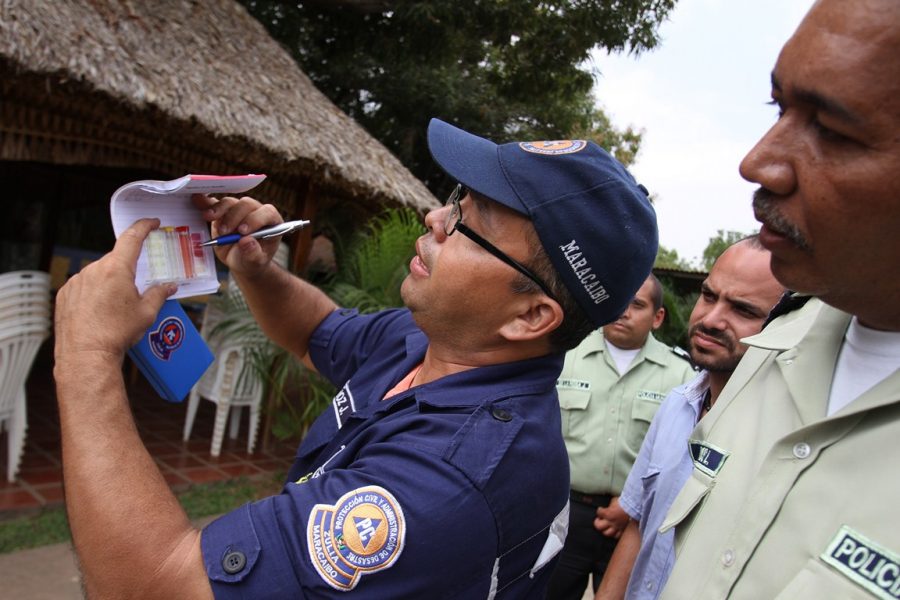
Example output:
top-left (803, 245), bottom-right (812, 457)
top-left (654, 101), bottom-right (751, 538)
top-left (0, 0), bottom-right (438, 213)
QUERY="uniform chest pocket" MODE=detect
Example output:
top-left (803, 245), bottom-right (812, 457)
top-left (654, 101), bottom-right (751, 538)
top-left (558, 388), bottom-right (591, 439)
top-left (774, 557), bottom-right (881, 600)
top-left (659, 467), bottom-right (713, 538)
top-left (625, 396), bottom-right (662, 454)
top-left (631, 396), bottom-right (661, 423)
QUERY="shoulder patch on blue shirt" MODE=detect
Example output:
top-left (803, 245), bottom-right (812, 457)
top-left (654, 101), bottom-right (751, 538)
top-left (688, 439), bottom-right (730, 477)
top-left (332, 382), bottom-right (356, 428)
top-left (307, 485), bottom-right (406, 591)
top-left (821, 525), bottom-right (900, 599)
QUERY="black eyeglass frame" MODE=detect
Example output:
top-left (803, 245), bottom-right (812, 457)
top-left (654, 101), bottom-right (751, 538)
top-left (443, 184), bottom-right (559, 303)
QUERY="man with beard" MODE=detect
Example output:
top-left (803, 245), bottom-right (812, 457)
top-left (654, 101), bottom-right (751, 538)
top-left (593, 236), bottom-right (783, 600)
top-left (659, 1), bottom-right (900, 598)
top-left (549, 274), bottom-right (695, 600)
top-left (51, 119), bottom-right (660, 599)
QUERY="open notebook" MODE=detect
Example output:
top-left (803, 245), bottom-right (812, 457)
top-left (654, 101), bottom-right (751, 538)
top-left (111, 174), bottom-right (265, 401)
top-left (110, 174), bottom-right (266, 299)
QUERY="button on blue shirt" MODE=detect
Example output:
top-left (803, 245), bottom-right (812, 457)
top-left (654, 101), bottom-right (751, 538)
top-left (201, 308), bottom-right (570, 598)
top-left (618, 371), bottom-right (709, 600)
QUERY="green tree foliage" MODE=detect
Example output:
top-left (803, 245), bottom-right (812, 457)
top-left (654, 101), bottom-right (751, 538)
top-left (240, 0), bottom-right (676, 190)
top-left (655, 276), bottom-right (697, 350)
top-left (653, 245), bottom-right (698, 349)
top-left (702, 229), bottom-right (751, 270)
top-left (325, 207), bottom-right (425, 312)
top-left (654, 243), bottom-right (693, 270)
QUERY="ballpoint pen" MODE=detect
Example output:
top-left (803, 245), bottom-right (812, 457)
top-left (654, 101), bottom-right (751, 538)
top-left (197, 220), bottom-right (311, 247)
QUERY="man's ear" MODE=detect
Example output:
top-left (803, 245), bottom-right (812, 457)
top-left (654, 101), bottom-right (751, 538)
top-left (651, 306), bottom-right (666, 330)
top-left (498, 296), bottom-right (564, 342)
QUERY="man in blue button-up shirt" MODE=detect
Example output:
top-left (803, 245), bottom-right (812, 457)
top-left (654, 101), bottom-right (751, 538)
top-left (53, 119), bottom-right (659, 598)
top-left (594, 237), bottom-right (783, 600)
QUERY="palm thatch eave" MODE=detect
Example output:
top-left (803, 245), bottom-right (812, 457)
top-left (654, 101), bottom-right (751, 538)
top-left (0, 0), bottom-right (438, 214)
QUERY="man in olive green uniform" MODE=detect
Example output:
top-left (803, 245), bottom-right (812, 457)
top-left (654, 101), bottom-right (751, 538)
top-left (659, 1), bottom-right (900, 599)
top-left (549, 275), bottom-right (695, 599)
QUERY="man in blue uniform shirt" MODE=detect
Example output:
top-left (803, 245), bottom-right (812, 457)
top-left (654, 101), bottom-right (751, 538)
top-left (53, 119), bottom-right (658, 598)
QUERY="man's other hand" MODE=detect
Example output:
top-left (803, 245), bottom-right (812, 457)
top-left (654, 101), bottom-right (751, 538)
top-left (54, 218), bottom-right (177, 364)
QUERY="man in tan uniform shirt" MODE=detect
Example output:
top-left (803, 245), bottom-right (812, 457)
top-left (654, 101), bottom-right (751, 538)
top-left (660, 1), bottom-right (900, 599)
top-left (550, 275), bottom-right (695, 599)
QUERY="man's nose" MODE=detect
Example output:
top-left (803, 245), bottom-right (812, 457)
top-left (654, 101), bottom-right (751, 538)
top-left (700, 303), bottom-right (728, 331)
top-left (739, 115), bottom-right (798, 197)
top-left (423, 205), bottom-right (451, 242)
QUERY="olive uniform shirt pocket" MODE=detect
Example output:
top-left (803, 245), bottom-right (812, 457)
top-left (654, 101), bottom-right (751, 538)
top-left (774, 557), bottom-right (881, 599)
top-left (659, 466), bottom-right (713, 541)
top-left (557, 385), bottom-right (591, 440)
top-left (626, 391), bottom-right (664, 454)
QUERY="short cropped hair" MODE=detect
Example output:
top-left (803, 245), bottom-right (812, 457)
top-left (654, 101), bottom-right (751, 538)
top-left (646, 273), bottom-right (663, 312)
top-left (512, 227), bottom-right (594, 353)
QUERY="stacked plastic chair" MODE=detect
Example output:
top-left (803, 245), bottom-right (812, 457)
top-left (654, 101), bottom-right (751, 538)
top-left (182, 244), bottom-right (288, 457)
top-left (0, 271), bottom-right (52, 481)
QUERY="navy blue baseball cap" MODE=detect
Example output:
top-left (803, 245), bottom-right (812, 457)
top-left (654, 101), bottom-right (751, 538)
top-left (427, 118), bottom-right (659, 327)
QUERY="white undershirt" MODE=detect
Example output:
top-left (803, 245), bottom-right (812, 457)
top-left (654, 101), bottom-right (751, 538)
top-left (827, 317), bottom-right (900, 416)
top-left (606, 341), bottom-right (641, 376)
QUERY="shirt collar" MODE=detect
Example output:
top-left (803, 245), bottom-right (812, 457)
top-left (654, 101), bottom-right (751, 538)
top-left (412, 353), bottom-right (565, 409)
top-left (682, 371), bottom-right (710, 410)
top-left (390, 330), bottom-right (565, 410)
top-left (741, 298), bottom-right (845, 351)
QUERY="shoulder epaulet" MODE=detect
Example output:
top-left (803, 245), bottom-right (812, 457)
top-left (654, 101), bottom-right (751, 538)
top-left (763, 292), bottom-right (813, 329)
top-left (671, 345), bottom-right (697, 370)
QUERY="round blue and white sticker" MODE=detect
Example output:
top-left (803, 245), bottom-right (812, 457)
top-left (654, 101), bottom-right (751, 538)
top-left (148, 316), bottom-right (184, 360)
top-left (307, 485), bottom-right (406, 591)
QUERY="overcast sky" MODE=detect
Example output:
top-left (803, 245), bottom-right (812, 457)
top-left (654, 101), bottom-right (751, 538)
top-left (589, 0), bottom-right (816, 266)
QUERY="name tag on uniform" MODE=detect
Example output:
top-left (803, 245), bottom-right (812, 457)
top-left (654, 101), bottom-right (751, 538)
top-left (821, 525), bottom-right (900, 599)
top-left (688, 439), bottom-right (729, 477)
top-left (557, 378), bottom-right (590, 391)
top-left (637, 390), bottom-right (666, 402)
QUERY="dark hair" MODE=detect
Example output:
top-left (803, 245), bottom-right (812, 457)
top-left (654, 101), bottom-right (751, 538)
top-left (511, 227), bottom-right (595, 353)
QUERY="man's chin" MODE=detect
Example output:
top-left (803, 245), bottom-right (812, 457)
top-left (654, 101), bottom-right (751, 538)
top-left (691, 354), bottom-right (740, 374)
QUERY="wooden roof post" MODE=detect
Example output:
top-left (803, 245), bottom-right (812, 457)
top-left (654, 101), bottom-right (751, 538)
top-left (290, 178), bottom-right (318, 274)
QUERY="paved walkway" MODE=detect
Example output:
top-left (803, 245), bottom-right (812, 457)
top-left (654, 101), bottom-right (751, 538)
top-left (1, 351), bottom-right (300, 517)
top-left (0, 516), bottom-right (219, 599)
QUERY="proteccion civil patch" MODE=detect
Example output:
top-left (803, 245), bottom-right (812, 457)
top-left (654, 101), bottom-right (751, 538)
top-left (307, 485), bottom-right (406, 591)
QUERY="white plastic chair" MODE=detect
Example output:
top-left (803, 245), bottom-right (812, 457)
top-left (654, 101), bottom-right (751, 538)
top-left (182, 245), bottom-right (288, 457)
top-left (0, 271), bottom-right (51, 481)
top-left (182, 334), bottom-right (265, 458)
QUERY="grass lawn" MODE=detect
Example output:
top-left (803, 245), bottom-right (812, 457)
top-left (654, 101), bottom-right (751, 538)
top-left (0, 472), bottom-right (284, 554)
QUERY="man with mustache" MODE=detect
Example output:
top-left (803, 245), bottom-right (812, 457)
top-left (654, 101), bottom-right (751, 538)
top-left (51, 119), bottom-right (659, 598)
top-left (549, 274), bottom-right (695, 600)
top-left (593, 236), bottom-right (783, 600)
top-left (657, 1), bottom-right (900, 598)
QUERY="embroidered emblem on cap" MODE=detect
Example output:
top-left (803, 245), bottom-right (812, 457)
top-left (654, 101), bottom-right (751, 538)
top-left (519, 140), bottom-right (587, 155)
top-left (822, 525), bottom-right (900, 599)
top-left (688, 439), bottom-right (730, 477)
top-left (307, 485), bottom-right (406, 591)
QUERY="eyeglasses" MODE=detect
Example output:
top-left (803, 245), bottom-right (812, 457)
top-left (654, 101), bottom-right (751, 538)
top-left (443, 184), bottom-right (558, 302)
